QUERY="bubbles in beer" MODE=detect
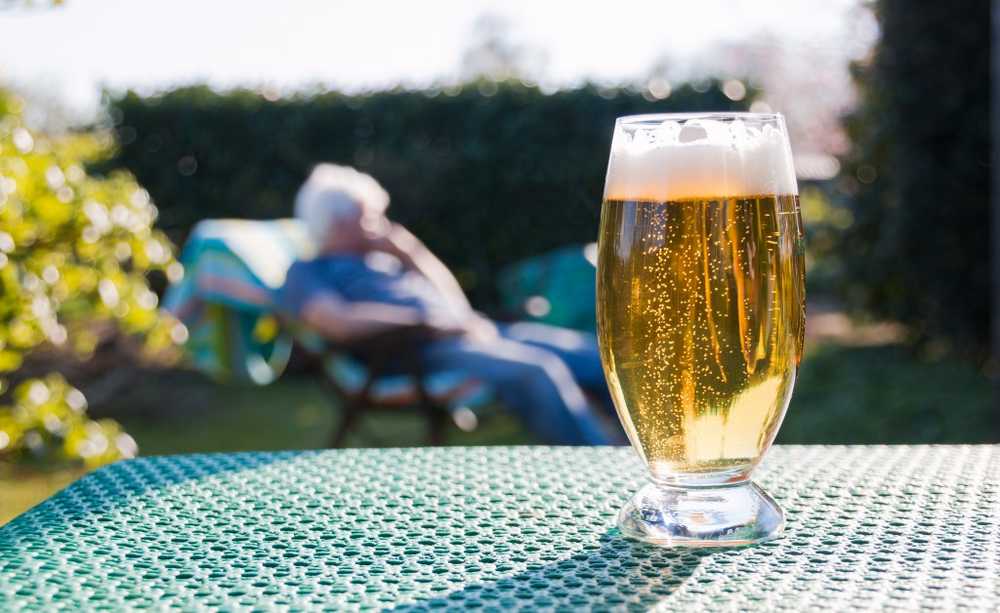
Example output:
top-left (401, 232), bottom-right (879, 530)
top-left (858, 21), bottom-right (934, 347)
top-left (597, 194), bottom-right (804, 481)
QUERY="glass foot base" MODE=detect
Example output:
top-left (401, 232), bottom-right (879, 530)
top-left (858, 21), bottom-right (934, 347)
top-left (617, 481), bottom-right (784, 547)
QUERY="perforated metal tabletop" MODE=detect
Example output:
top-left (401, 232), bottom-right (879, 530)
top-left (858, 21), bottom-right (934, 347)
top-left (1, 446), bottom-right (998, 611)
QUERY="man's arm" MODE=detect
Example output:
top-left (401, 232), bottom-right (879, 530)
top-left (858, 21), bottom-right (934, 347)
top-left (375, 223), bottom-right (473, 314)
top-left (300, 292), bottom-right (468, 344)
top-left (281, 261), bottom-right (453, 343)
top-left (301, 293), bottom-right (424, 344)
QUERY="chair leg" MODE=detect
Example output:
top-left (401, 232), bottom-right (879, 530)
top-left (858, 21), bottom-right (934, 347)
top-left (322, 361), bottom-right (378, 449)
top-left (412, 372), bottom-right (448, 446)
top-left (427, 405), bottom-right (449, 446)
top-left (330, 396), bottom-right (363, 448)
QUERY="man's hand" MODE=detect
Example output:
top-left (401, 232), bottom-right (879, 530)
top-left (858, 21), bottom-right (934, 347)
top-left (366, 222), bottom-right (418, 259)
top-left (462, 314), bottom-right (499, 342)
top-left (421, 312), bottom-right (499, 342)
top-left (416, 309), bottom-right (460, 338)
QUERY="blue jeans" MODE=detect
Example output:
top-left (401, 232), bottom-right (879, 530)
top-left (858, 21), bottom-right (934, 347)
top-left (421, 322), bottom-right (615, 445)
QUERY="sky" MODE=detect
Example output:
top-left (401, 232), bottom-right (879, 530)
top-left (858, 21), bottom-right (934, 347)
top-left (0, 0), bottom-right (874, 125)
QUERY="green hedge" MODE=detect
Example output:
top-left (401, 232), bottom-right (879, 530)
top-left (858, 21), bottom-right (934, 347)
top-left (101, 82), bottom-right (750, 306)
top-left (840, 0), bottom-right (989, 357)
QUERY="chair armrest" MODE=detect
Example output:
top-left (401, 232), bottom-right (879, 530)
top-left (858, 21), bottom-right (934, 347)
top-left (336, 325), bottom-right (435, 372)
top-left (284, 318), bottom-right (434, 378)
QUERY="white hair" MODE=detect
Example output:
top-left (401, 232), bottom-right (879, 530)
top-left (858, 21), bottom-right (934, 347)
top-left (293, 164), bottom-right (390, 242)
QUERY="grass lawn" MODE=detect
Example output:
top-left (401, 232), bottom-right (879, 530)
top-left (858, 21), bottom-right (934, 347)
top-left (1, 338), bottom-right (994, 526)
top-left (0, 467), bottom-right (86, 528)
top-left (96, 340), bottom-right (1000, 453)
top-left (115, 376), bottom-right (534, 454)
top-left (781, 343), bottom-right (995, 444)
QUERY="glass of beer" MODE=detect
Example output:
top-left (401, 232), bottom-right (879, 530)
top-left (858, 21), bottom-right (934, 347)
top-left (597, 112), bottom-right (804, 546)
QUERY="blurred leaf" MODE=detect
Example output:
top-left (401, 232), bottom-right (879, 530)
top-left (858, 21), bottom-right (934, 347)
top-left (0, 375), bottom-right (137, 466)
top-left (0, 351), bottom-right (23, 372)
top-left (0, 88), bottom-right (182, 468)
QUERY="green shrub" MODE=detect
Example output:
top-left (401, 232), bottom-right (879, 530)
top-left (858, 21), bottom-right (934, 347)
top-left (840, 0), bottom-right (989, 357)
top-left (102, 82), bottom-right (751, 307)
top-left (0, 90), bottom-right (180, 466)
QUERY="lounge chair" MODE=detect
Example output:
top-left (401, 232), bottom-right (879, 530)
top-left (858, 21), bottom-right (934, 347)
top-left (163, 219), bottom-right (490, 446)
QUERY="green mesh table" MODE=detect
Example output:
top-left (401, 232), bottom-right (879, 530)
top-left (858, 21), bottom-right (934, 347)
top-left (1, 446), bottom-right (998, 611)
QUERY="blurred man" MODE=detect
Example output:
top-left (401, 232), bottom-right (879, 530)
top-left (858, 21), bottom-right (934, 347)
top-left (278, 164), bottom-right (617, 445)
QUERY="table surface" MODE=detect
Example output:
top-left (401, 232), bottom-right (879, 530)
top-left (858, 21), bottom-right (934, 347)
top-left (1, 445), bottom-right (998, 611)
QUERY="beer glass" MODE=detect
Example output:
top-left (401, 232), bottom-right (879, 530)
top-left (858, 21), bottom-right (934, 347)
top-left (597, 112), bottom-right (804, 546)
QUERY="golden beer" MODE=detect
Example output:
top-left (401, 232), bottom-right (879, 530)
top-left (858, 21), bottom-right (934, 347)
top-left (597, 194), bottom-right (805, 482)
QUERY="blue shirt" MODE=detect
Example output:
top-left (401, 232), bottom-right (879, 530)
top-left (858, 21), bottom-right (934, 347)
top-left (277, 252), bottom-right (465, 325)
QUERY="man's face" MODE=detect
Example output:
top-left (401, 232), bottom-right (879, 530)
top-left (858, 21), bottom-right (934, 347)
top-left (324, 202), bottom-right (388, 252)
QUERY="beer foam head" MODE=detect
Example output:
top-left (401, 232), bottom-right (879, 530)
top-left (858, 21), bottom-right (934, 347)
top-left (604, 115), bottom-right (798, 201)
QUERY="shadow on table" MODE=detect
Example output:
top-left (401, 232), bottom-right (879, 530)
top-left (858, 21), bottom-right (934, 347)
top-left (392, 529), bottom-right (713, 611)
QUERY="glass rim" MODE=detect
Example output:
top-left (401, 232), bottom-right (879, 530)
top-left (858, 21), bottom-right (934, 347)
top-left (616, 112), bottom-right (784, 125)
